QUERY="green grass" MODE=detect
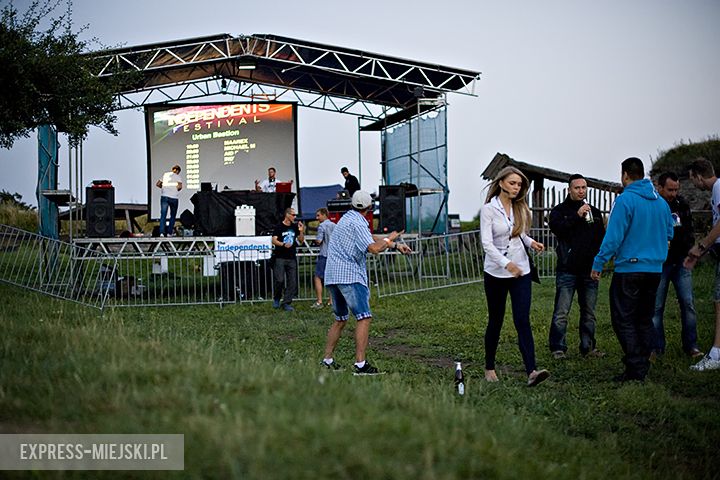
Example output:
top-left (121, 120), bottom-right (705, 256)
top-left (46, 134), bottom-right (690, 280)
top-left (1, 262), bottom-right (719, 479)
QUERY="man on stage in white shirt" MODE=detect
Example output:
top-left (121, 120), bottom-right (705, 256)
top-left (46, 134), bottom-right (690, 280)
top-left (156, 164), bottom-right (183, 237)
top-left (255, 167), bottom-right (277, 193)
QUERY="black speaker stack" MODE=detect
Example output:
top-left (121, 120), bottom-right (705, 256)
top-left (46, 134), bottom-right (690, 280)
top-left (86, 182), bottom-right (115, 238)
top-left (379, 185), bottom-right (406, 233)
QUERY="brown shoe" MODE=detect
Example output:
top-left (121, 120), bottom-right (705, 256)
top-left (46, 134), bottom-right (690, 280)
top-left (585, 349), bottom-right (606, 358)
top-left (527, 369), bottom-right (550, 387)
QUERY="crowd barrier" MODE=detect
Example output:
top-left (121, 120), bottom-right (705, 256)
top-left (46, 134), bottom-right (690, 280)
top-left (0, 225), bottom-right (558, 310)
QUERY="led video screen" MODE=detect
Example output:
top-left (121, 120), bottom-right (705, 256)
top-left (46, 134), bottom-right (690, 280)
top-left (145, 103), bottom-right (298, 219)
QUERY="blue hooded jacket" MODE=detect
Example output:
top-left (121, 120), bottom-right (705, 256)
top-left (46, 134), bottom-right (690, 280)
top-left (592, 179), bottom-right (674, 273)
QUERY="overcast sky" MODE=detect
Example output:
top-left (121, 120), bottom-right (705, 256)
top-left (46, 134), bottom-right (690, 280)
top-left (1, 0), bottom-right (719, 220)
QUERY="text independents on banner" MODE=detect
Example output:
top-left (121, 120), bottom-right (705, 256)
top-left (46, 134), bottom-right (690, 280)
top-left (145, 102), bottom-right (298, 220)
top-left (214, 236), bottom-right (272, 263)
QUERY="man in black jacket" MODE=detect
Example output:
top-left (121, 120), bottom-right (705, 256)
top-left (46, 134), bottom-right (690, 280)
top-left (548, 174), bottom-right (606, 358)
top-left (652, 172), bottom-right (702, 357)
top-left (341, 167), bottom-right (361, 196)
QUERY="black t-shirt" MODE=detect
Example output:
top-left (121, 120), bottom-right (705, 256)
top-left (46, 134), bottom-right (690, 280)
top-left (272, 222), bottom-right (300, 259)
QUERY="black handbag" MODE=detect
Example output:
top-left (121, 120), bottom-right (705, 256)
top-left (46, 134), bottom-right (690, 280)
top-left (526, 246), bottom-right (541, 284)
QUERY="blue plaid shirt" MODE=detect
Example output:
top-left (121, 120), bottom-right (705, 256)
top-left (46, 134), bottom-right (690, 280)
top-left (324, 210), bottom-right (374, 286)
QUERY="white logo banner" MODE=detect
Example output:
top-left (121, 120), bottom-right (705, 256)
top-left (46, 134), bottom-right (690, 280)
top-left (214, 236), bottom-right (272, 262)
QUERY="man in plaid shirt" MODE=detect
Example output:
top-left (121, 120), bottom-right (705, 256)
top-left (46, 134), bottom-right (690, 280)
top-left (321, 190), bottom-right (412, 375)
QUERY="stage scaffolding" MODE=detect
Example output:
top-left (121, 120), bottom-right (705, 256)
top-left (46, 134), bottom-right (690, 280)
top-left (88, 33), bottom-right (479, 216)
top-left (379, 101), bottom-right (449, 235)
top-left (93, 34), bottom-right (479, 118)
top-left (25, 34), bottom-right (483, 308)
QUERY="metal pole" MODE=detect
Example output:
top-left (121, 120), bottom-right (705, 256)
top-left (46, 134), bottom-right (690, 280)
top-left (80, 140), bottom-right (84, 232)
top-left (407, 110), bottom-right (413, 234)
top-left (416, 102), bottom-right (421, 236)
top-left (357, 117), bottom-right (362, 188)
top-left (68, 141), bottom-right (72, 242)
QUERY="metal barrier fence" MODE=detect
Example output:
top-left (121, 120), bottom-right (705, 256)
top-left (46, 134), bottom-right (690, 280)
top-left (0, 225), bottom-right (116, 309)
top-left (371, 231), bottom-right (485, 297)
top-left (0, 225), bottom-right (559, 309)
top-left (370, 228), bottom-right (556, 298)
top-left (74, 238), bottom-right (271, 308)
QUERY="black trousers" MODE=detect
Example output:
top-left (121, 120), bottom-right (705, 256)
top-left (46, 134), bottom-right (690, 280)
top-left (609, 272), bottom-right (661, 380)
top-left (273, 257), bottom-right (298, 306)
top-left (483, 273), bottom-right (537, 374)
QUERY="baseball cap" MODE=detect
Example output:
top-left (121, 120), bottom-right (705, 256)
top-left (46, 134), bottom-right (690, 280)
top-left (351, 190), bottom-right (373, 209)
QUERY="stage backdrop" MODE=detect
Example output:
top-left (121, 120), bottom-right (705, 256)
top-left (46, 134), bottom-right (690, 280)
top-left (145, 102), bottom-right (299, 219)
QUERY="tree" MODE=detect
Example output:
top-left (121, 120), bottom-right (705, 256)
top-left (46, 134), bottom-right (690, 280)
top-left (650, 136), bottom-right (720, 178)
top-left (0, 190), bottom-right (34, 210)
top-left (0, 0), bottom-right (135, 149)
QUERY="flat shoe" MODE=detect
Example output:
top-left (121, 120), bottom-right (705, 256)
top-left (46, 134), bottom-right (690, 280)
top-left (527, 369), bottom-right (550, 387)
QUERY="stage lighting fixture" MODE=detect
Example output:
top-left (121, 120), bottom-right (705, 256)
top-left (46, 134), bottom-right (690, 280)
top-left (221, 79), bottom-right (227, 93)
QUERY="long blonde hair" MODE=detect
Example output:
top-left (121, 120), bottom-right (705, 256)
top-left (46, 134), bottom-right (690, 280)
top-left (485, 166), bottom-right (531, 238)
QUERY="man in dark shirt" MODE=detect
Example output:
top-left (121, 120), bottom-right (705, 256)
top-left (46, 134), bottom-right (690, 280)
top-left (271, 208), bottom-right (304, 311)
top-left (341, 167), bottom-right (360, 196)
top-left (548, 174), bottom-right (606, 359)
top-left (652, 172), bottom-right (702, 357)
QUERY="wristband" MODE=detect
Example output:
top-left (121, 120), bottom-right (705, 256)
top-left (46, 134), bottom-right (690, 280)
top-left (383, 238), bottom-right (397, 250)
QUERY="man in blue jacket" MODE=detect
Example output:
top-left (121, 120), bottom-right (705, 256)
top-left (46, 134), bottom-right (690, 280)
top-left (591, 158), bottom-right (674, 382)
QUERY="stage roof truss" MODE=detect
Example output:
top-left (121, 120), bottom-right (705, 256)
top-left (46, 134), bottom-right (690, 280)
top-left (92, 33), bottom-right (480, 120)
top-left (113, 75), bottom-right (399, 120)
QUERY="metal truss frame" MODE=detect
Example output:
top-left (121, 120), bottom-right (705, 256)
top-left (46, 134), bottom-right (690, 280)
top-left (92, 33), bottom-right (481, 120)
top-left (112, 76), bottom-right (399, 120)
top-left (73, 237), bottom-right (217, 258)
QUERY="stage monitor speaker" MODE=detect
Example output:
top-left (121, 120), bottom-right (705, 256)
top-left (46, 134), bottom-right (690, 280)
top-left (86, 186), bottom-right (115, 237)
top-left (179, 209), bottom-right (195, 229)
top-left (379, 185), bottom-right (406, 233)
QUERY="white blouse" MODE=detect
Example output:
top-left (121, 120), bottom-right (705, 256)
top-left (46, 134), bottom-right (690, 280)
top-left (480, 196), bottom-right (534, 278)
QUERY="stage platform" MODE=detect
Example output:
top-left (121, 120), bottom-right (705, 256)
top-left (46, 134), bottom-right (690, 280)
top-left (72, 231), bottom-right (414, 259)
top-left (73, 236), bottom-right (220, 258)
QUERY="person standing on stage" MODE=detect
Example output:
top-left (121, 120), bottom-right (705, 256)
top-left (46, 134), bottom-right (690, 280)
top-left (312, 207), bottom-right (335, 309)
top-left (255, 167), bottom-right (277, 193)
top-left (341, 167), bottom-right (361, 196)
top-left (685, 158), bottom-right (720, 371)
top-left (591, 158), bottom-right (674, 382)
top-left (271, 207), bottom-right (304, 312)
top-left (480, 166), bottom-right (549, 387)
top-left (652, 171), bottom-right (702, 358)
top-left (156, 164), bottom-right (183, 237)
top-left (548, 174), bottom-right (606, 359)
top-left (321, 190), bottom-right (412, 375)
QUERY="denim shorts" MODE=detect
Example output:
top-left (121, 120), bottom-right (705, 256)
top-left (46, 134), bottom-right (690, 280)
top-left (326, 283), bottom-right (372, 321)
top-left (315, 255), bottom-right (327, 280)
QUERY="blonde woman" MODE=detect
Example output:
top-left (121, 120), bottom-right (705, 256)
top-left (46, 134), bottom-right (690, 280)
top-left (480, 166), bottom-right (550, 387)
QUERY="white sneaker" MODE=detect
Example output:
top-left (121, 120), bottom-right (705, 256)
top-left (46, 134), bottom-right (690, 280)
top-left (690, 354), bottom-right (720, 372)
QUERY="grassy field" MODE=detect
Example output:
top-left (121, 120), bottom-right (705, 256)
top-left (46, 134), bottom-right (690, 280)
top-left (1, 261), bottom-right (719, 479)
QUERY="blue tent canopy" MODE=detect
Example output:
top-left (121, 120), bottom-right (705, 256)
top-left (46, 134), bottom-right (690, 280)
top-left (299, 184), bottom-right (343, 221)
